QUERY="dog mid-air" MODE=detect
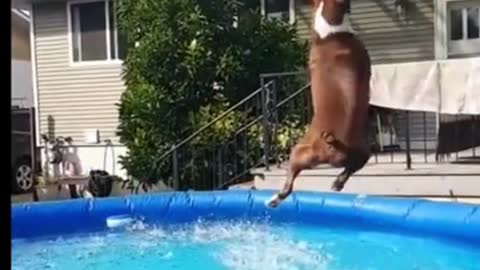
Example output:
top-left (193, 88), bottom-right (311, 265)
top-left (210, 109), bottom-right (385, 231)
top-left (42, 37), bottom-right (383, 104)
top-left (267, 0), bottom-right (372, 208)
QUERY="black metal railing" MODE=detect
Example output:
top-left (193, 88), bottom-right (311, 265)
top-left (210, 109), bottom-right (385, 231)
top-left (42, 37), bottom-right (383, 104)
top-left (157, 71), bottom-right (479, 191)
top-left (156, 81), bottom-right (275, 190)
top-left (260, 72), bottom-right (479, 171)
top-left (259, 71), bottom-right (311, 170)
top-left (435, 114), bottom-right (480, 163)
top-left (261, 72), bottom-right (480, 170)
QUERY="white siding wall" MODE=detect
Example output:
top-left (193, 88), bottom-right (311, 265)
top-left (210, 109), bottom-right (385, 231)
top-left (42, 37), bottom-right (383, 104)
top-left (11, 60), bottom-right (34, 108)
top-left (33, 2), bottom-right (125, 144)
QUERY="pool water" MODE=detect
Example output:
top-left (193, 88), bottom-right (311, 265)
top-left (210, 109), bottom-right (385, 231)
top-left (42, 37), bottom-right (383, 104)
top-left (11, 220), bottom-right (480, 270)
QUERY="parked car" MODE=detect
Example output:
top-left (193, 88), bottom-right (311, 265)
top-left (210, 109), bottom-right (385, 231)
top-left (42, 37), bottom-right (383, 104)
top-left (11, 107), bottom-right (40, 194)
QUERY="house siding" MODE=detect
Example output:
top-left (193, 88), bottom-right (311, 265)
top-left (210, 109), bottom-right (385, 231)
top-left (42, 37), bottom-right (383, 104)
top-left (295, 0), bottom-right (437, 146)
top-left (12, 11), bottom-right (33, 108)
top-left (33, 2), bottom-right (125, 144)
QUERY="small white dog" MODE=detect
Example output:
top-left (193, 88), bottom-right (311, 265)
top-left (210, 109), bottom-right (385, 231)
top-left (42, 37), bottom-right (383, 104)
top-left (43, 135), bottom-right (92, 198)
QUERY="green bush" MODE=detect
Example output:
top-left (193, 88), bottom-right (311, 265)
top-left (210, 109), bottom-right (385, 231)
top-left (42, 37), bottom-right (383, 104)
top-left (116, 0), bottom-right (307, 189)
top-left (189, 94), bottom-right (246, 148)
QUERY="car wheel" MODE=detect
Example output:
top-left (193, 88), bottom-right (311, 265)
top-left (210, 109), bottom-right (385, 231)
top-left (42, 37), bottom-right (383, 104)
top-left (12, 156), bottom-right (34, 194)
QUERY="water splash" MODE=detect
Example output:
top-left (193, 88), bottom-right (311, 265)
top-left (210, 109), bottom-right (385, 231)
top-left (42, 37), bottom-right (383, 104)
top-left (119, 219), bottom-right (330, 269)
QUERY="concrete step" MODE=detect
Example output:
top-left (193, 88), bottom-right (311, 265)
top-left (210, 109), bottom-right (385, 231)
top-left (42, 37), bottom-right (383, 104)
top-left (254, 174), bottom-right (480, 197)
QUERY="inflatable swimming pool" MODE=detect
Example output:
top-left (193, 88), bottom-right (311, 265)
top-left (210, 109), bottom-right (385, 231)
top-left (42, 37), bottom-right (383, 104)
top-left (11, 191), bottom-right (480, 270)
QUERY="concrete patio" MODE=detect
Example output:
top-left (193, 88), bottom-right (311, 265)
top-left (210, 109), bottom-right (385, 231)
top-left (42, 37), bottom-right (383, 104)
top-left (252, 162), bottom-right (479, 195)
top-left (236, 150), bottom-right (480, 203)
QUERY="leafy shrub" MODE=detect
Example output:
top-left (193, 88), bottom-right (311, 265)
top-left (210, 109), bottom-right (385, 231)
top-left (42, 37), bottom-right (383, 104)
top-left (116, 0), bottom-right (307, 189)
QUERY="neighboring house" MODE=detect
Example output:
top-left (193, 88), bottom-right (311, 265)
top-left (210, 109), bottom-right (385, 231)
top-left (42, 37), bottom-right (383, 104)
top-left (11, 8), bottom-right (37, 194)
top-left (11, 0), bottom-right (479, 182)
top-left (14, 0), bottom-right (128, 179)
top-left (11, 8), bottom-right (33, 108)
top-left (262, 0), bottom-right (480, 150)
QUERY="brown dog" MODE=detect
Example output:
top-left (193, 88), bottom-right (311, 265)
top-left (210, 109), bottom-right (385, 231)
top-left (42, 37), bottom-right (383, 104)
top-left (267, 0), bottom-right (371, 208)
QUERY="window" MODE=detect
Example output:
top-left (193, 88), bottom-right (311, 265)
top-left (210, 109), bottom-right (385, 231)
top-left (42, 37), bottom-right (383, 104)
top-left (69, 0), bottom-right (126, 63)
top-left (447, 1), bottom-right (480, 57)
top-left (262, 0), bottom-right (293, 24)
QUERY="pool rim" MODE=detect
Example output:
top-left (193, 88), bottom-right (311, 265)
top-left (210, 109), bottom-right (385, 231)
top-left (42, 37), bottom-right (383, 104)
top-left (11, 190), bottom-right (480, 244)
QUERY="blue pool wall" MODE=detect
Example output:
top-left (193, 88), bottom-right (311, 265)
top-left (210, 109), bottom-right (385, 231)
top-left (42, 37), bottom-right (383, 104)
top-left (11, 190), bottom-right (480, 243)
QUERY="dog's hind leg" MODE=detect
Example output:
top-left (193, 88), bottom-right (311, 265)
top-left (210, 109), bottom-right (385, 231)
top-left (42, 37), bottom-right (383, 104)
top-left (331, 147), bottom-right (370, 191)
top-left (321, 131), bottom-right (348, 154)
top-left (331, 169), bottom-right (352, 192)
top-left (267, 143), bottom-right (325, 208)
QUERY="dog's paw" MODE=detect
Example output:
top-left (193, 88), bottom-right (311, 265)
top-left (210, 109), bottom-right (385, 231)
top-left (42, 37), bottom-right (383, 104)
top-left (331, 180), bottom-right (345, 192)
top-left (265, 194), bottom-right (281, 208)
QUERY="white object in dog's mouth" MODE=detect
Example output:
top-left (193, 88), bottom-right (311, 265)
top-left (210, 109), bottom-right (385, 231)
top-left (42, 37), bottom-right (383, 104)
top-left (313, 1), bottom-right (353, 39)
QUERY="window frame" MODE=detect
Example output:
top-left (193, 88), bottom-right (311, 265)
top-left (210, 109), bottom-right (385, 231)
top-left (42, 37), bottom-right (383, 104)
top-left (66, 0), bottom-right (123, 66)
top-left (435, 0), bottom-right (480, 59)
top-left (260, 0), bottom-right (295, 24)
top-left (446, 1), bottom-right (480, 57)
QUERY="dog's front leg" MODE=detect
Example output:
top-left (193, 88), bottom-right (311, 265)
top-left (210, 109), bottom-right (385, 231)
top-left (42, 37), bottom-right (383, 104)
top-left (266, 143), bottom-right (324, 208)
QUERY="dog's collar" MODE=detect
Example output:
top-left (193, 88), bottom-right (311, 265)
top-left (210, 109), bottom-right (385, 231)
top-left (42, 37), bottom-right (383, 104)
top-left (313, 2), bottom-right (353, 39)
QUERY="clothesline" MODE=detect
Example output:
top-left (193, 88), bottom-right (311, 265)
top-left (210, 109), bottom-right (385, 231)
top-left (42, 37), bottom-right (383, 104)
top-left (369, 57), bottom-right (480, 115)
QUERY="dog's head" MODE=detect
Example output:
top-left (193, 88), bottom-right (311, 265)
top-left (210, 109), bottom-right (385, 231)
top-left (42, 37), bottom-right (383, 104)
top-left (42, 135), bottom-right (73, 164)
top-left (307, 0), bottom-right (353, 40)
top-left (45, 139), bottom-right (63, 164)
